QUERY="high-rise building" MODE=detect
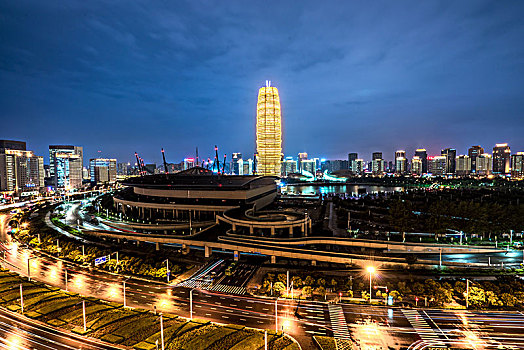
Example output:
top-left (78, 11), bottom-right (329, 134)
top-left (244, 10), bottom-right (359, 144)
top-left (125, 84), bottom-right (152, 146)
top-left (281, 157), bottom-right (297, 176)
top-left (89, 158), bottom-right (117, 184)
top-left (371, 152), bottom-right (384, 175)
top-left (492, 143), bottom-right (511, 174)
top-left (511, 152), bottom-right (524, 179)
top-left (411, 156), bottom-right (422, 175)
top-left (476, 154), bottom-right (492, 176)
top-left (348, 153), bottom-right (358, 172)
top-left (54, 153), bottom-right (83, 189)
top-left (0, 147), bottom-right (44, 195)
top-left (468, 145), bottom-right (484, 174)
top-left (394, 150), bottom-right (406, 174)
top-left (455, 155), bottom-right (471, 177)
top-left (242, 158), bottom-right (254, 175)
top-left (441, 148), bottom-right (456, 174)
top-left (300, 159), bottom-right (316, 175)
top-left (49, 145), bottom-right (83, 181)
top-left (231, 153), bottom-right (243, 175)
top-left (428, 156), bottom-right (446, 176)
top-left (183, 158), bottom-right (195, 170)
top-left (256, 81), bottom-right (282, 176)
top-left (352, 159), bottom-right (364, 175)
top-left (414, 149), bottom-right (428, 173)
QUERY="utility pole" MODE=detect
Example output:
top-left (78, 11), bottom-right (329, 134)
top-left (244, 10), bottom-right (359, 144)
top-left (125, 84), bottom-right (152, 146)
top-left (65, 269), bottom-right (68, 292)
top-left (20, 284), bottom-right (24, 314)
top-left (286, 271), bottom-right (289, 297)
top-left (275, 299), bottom-right (278, 332)
top-left (439, 248), bottom-right (442, 269)
top-left (83, 300), bottom-right (87, 332)
top-left (160, 313), bottom-right (164, 350)
top-left (123, 281), bottom-right (126, 307)
top-left (466, 279), bottom-right (469, 309)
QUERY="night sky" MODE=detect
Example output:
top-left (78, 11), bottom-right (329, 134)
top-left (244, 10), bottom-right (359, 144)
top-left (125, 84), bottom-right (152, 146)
top-left (1, 1), bottom-right (524, 165)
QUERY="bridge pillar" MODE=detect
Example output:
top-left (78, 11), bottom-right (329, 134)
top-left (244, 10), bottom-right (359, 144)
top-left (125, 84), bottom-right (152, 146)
top-left (205, 245), bottom-right (212, 258)
top-left (249, 226), bottom-right (254, 235)
top-left (311, 260), bottom-right (317, 266)
top-left (270, 227), bottom-right (275, 237)
top-left (136, 240), bottom-right (140, 246)
top-left (289, 226), bottom-right (293, 237)
top-left (271, 255), bottom-right (276, 264)
top-left (234, 250), bottom-right (239, 261)
top-left (156, 242), bottom-right (160, 251)
top-left (232, 223), bottom-right (236, 233)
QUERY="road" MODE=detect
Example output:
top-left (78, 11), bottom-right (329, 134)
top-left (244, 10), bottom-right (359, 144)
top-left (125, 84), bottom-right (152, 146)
top-left (0, 307), bottom-right (121, 350)
top-left (3, 208), bottom-right (524, 349)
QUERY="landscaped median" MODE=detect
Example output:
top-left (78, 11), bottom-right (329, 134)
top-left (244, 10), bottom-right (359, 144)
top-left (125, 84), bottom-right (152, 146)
top-left (0, 268), bottom-right (299, 350)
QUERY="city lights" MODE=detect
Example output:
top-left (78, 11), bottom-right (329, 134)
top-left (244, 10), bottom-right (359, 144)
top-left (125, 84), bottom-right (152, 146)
top-left (256, 82), bottom-right (282, 176)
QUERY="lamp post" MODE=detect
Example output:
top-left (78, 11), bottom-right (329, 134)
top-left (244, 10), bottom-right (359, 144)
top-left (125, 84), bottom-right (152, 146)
top-left (160, 313), bottom-right (164, 350)
top-left (27, 256), bottom-right (36, 281)
top-left (190, 288), bottom-right (196, 319)
top-left (164, 259), bottom-right (170, 283)
top-left (366, 266), bottom-right (375, 304)
top-left (82, 300), bottom-right (87, 332)
top-left (275, 298), bottom-right (278, 332)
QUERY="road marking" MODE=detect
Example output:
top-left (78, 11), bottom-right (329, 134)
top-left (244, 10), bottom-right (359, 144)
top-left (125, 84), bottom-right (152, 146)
top-left (222, 315), bottom-right (229, 319)
top-left (402, 309), bottom-right (446, 348)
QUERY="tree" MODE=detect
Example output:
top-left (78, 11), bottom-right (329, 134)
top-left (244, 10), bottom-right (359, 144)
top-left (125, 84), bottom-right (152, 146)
top-left (412, 282), bottom-right (425, 295)
top-left (304, 276), bottom-right (315, 286)
top-left (454, 281), bottom-right (466, 296)
top-left (486, 291), bottom-right (502, 307)
top-left (302, 286), bottom-right (313, 298)
top-left (434, 287), bottom-right (453, 306)
top-left (317, 278), bottom-right (326, 287)
top-left (500, 293), bottom-right (517, 307)
top-left (277, 274), bottom-right (287, 284)
top-left (389, 290), bottom-right (402, 302)
top-left (315, 286), bottom-right (326, 299)
top-left (330, 278), bottom-right (338, 290)
top-left (273, 282), bottom-right (286, 296)
top-left (397, 281), bottom-right (411, 295)
top-left (361, 291), bottom-right (370, 301)
top-left (291, 276), bottom-right (303, 289)
top-left (467, 286), bottom-right (485, 308)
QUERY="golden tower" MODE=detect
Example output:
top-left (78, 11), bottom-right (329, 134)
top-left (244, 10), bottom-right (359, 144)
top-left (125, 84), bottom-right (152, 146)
top-left (256, 81), bottom-right (282, 176)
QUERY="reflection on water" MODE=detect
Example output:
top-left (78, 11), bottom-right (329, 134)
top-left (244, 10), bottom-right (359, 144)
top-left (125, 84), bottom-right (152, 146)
top-left (282, 184), bottom-right (403, 196)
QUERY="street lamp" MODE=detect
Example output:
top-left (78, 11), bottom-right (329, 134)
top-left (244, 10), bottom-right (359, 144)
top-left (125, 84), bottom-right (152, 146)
top-left (366, 266), bottom-right (375, 304)
top-left (27, 256), bottom-right (36, 281)
top-left (190, 288), bottom-right (196, 319)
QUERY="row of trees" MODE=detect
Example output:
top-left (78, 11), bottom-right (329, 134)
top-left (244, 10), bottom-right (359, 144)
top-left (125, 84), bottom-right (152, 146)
top-left (16, 208), bottom-right (188, 281)
top-left (259, 272), bottom-right (524, 309)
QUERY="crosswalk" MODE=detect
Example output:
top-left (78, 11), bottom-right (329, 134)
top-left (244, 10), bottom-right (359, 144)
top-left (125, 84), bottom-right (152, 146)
top-left (175, 259), bottom-right (224, 289)
top-left (328, 304), bottom-right (353, 350)
top-left (402, 309), bottom-right (446, 348)
top-left (209, 284), bottom-right (246, 295)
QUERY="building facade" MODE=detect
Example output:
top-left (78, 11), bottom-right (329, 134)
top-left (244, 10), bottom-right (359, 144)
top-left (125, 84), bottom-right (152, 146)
top-left (455, 155), bottom-right (471, 176)
top-left (411, 156), bottom-right (422, 175)
top-left (476, 154), bottom-right (492, 176)
top-left (441, 148), bottom-right (456, 174)
top-left (468, 145), bottom-right (484, 174)
top-left (511, 152), bottom-right (524, 179)
top-left (256, 81), bottom-right (282, 176)
top-left (90, 158), bottom-right (117, 184)
top-left (54, 152), bottom-right (83, 189)
top-left (428, 156), bottom-right (446, 176)
top-left (414, 149), bottom-right (428, 173)
top-left (49, 145), bottom-right (83, 182)
top-left (492, 143), bottom-right (511, 174)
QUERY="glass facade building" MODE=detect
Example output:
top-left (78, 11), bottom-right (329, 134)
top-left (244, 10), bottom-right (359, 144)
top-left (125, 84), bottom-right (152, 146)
top-left (256, 81), bottom-right (282, 176)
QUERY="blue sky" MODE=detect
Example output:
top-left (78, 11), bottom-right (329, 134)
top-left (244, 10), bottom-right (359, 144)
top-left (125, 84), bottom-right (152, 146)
top-left (1, 0), bottom-right (523, 164)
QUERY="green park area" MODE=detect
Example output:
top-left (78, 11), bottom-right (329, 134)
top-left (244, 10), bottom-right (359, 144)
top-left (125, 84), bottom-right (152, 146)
top-left (0, 268), bottom-right (298, 350)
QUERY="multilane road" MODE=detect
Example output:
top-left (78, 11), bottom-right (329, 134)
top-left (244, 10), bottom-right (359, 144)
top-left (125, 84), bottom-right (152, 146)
top-left (2, 210), bottom-right (524, 349)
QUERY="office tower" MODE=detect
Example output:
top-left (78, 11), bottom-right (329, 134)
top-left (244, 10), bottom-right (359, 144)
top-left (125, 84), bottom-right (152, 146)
top-left (300, 159), bottom-right (316, 175)
top-left (281, 157), bottom-right (297, 176)
top-left (372, 152), bottom-right (382, 160)
top-left (89, 158), bottom-right (117, 184)
top-left (428, 156), bottom-right (446, 176)
top-left (243, 158), bottom-right (254, 175)
top-left (49, 145), bottom-right (83, 181)
top-left (387, 161), bottom-right (394, 173)
top-left (323, 159), bottom-right (349, 173)
top-left (441, 148), bottom-right (456, 174)
top-left (348, 153), bottom-right (358, 171)
top-left (0, 145), bottom-right (44, 195)
top-left (455, 155), bottom-right (471, 177)
top-left (476, 154), bottom-right (492, 176)
top-left (511, 152), bottom-right (524, 179)
top-left (256, 80), bottom-right (282, 176)
top-left (183, 158), bottom-right (195, 170)
top-left (352, 159), bottom-right (364, 175)
top-left (54, 153), bottom-right (83, 189)
top-left (230, 153), bottom-right (243, 175)
top-left (372, 152), bottom-right (384, 175)
top-left (414, 149), bottom-right (428, 173)
top-left (468, 145), bottom-right (484, 174)
top-left (411, 156), bottom-right (422, 175)
top-left (492, 143), bottom-right (511, 174)
top-left (394, 150), bottom-right (406, 174)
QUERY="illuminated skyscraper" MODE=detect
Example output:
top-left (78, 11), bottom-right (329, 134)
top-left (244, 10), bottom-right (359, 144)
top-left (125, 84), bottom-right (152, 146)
top-left (492, 143), bottom-right (511, 174)
top-left (256, 81), bottom-right (282, 176)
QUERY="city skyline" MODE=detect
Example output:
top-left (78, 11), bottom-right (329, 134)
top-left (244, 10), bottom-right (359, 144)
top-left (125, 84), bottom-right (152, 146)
top-left (1, 1), bottom-right (524, 163)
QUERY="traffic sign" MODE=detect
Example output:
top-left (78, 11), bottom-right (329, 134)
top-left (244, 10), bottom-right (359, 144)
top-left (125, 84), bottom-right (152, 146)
top-left (95, 256), bottom-right (107, 266)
